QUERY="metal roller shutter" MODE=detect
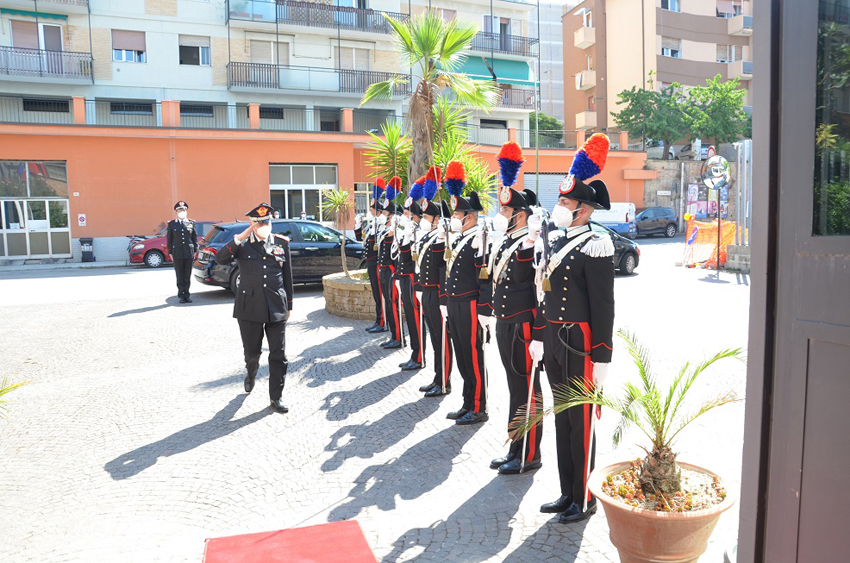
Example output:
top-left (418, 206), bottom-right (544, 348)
top-left (524, 172), bottom-right (566, 213)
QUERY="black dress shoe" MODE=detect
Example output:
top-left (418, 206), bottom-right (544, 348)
top-left (401, 361), bottom-right (423, 371)
top-left (365, 323), bottom-right (381, 332)
top-left (399, 360), bottom-right (410, 368)
top-left (366, 325), bottom-right (386, 333)
top-left (184, 296), bottom-right (192, 303)
top-left (419, 382), bottom-right (437, 392)
top-left (456, 411), bottom-right (488, 425)
top-left (381, 340), bottom-right (402, 349)
top-left (557, 501), bottom-right (597, 523)
top-left (244, 371), bottom-right (257, 393)
top-left (424, 386), bottom-right (450, 397)
top-left (498, 457), bottom-right (542, 474)
top-left (489, 451), bottom-right (517, 470)
top-left (446, 408), bottom-right (469, 420)
top-left (270, 399), bottom-right (289, 413)
top-left (540, 495), bottom-right (573, 514)
top-left (179, 297), bottom-right (187, 304)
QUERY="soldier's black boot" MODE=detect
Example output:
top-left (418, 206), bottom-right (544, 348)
top-left (424, 385), bottom-right (450, 397)
top-left (270, 399), bottom-right (288, 414)
top-left (540, 495), bottom-right (573, 514)
top-left (490, 449), bottom-right (518, 470)
top-left (498, 457), bottom-right (542, 474)
top-left (557, 500), bottom-right (597, 523)
top-left (244, 368), bottom-right (257, 393)
top-left (446, 407), bottom-right (469, 420)
top-left (455, 411), bottom-right (488, 426)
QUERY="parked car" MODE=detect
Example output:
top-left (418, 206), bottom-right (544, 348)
top-left (589, 221), bottom-right (641, 275)
top-left (672, 143), bottom-right (710, 161)
top-left (591, 202), bottom-right (637, 239)
top-left (129, 221), bottom-right (220, 268)
top-left (635, 207), bottom-right (678, 238)
top-left (193, 219), bottom-right (365, 291)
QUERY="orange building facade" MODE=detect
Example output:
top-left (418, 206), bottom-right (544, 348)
top-left (0, 102), bottom-right (652, 262)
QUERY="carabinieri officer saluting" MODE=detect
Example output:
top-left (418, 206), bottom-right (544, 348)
top-left (216, 203), bottom-right (293, 414)
top-left (529, 134), bottom-right (615, 522)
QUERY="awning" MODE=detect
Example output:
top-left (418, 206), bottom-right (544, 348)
top-left (1, 8), bottom-right (67, 20)
top-left (456, 57), bottom-right (537, 87)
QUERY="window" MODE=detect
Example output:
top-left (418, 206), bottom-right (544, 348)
top-left (335, 47), bottom-right (370, 71)
top-left (250, 40), bottom-right (288, 65)
top-left (587, 95), bottom-right (595, 111)
top-left (180, 105), bottom-right (214, 118)
top-left (661, 0), bottom-right (681, 12)
top-left (716, 44), bottom-right (742, 63)
top-left (587, 54), bottom-right (593, 70)
top-left (112, 30), bottom-right (146, 63)
top-left (179, 35), bottom-right (210, 66)
top-left (272, 222), bottom-right (294, 238)
top-left (259, 106), bottom-right (285, 120)
top-left (22, 99), bottom-right (70, 113)
top-left (480, 119), bottom-right (508, 129)
top-left (433, 8), bottom-right (455, 22)
top-left (661, 37), bottom-right (681, 58)
top-left (297, 223), bottom-right (338, 243)
top-left (582, 10), bottom-right (592, 28)
top-left (716, 0), bottom-right (743, 17)
top-left (110, 102), bottom-right (153, 115)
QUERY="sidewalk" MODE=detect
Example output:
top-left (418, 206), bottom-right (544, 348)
top-left (0, 260), bottom-right (130, 273)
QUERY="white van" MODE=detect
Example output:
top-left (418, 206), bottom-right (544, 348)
top-left (592, 202), bottom-right (637, 239)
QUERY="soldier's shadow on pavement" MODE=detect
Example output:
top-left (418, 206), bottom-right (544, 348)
top-left (498, 519), bottom-right (590, 563)
top-left (322, 399), bottom-right (441, 472)
top-left (328, 424), bottom-right (483, 521)
top-left (107, 291), bottom-right (233, 317)
top-left (320, 368), bottom-right (420, 421)
top-left (104, 394), bottom-right (270, 480)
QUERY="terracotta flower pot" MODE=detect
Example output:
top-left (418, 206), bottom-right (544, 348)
top-left (588, 461), bottom-right (737, 563)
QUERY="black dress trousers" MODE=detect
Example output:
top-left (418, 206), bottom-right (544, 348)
top-left (368, 259), bottom-right (383, 325)
top-left (421, 289), bottom-right (452, 389)
top-left (238, 319), bottom-right (287, 401)
top-left (399, 274), bottom-right (423, 363)
top-left (379, 266), bottom-right (400, 341)
top-left (447, 298), bottom-right (487, 414)
top-left (173, 258), bottom-right (193, 298)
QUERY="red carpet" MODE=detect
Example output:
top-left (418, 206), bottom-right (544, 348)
top-left (203, 520), bottom-right (377, 563)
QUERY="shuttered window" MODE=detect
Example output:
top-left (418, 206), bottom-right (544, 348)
top-left (112, 30), bottom-right (146, 62)
top-left (11, 21), bottom-right (39, 49)
top-left (661, 37), bottom-right (681, 59)
top-left (250, 40), bottom-right (288, 65)
top-left (335, 47), bottom-right (369, 71)
top-left (179, 35), bottom-right (210, 66)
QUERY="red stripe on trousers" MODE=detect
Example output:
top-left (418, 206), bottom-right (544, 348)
top-left (413, 291), bottom-right (423, 363)
top-left (443, 317), bottom-right (451, 386)
top-left (577, 321), bottom-right (593, 501)
top-left (391, 280), bottom-right (400, 340)
top-left (470, 300), bottom-right (482, 412)
top-left (523, 321), bottom-right (537, 462)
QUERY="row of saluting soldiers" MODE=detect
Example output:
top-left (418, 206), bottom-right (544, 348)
top-left (354, 134), bottom-right (616, 523)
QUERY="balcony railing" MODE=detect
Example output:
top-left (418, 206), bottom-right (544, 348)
top-left (727, 14), bottom-right (753, 35)
top-left (228, 0), bottom-right (409, 33)
top-left (729, 60), bottom-right (753, 80)
top-left (576, 110), bottom-right (597, 130)
top-left (574, 26), bottom-right (596, 49)
top-left (0, 47), bottom-right (93, 82)
top-left (228, 62), bottom-right (410, 95)
top-left (496, 88), bottom-right (536, 110)
top-left (470, 32), bottom-right (539, 57)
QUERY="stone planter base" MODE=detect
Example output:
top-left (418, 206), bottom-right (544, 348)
top-left (322, 269), bottom-right (374, 321)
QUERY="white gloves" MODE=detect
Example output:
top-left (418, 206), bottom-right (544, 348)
top-left (415, 291), bottom-right (423, 305)
top-left (593, 363), bottom-right (609, 390)
top-left (402, 227), bottom-right (414, 246)
top-left (478, 314), bottom-right (494, 331)
top-left (439, 305), bottom-right (448, 319)
top-left (529, 340), bottom-right (544, 364)
top-left (527, 214), bottom-right (543, 243)
top-left (354, 214), bottom-right (363, 230)
top-left (436, 221), bottom-right (447, 243)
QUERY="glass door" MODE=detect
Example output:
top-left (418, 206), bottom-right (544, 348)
top-left (0, 198), bottom-right (71, 258)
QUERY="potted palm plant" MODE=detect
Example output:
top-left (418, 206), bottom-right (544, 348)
top-left (320, 187), bottom-right (355, 278)
top-left (512, 330), bottom-right (743, 563)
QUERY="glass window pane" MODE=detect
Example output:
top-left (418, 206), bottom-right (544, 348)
top-left (6, 233), bottom-right (27, 256)
top-left (270, 190), bottom-right (286, 215)
top-left (287, 190), bottom-right (304, 219)
top-left (0, 161), bottom-right (28, 197)
top-left (28, 162), bottom-right (68, 197)
top-left (3, 201), bottom-right (25, 229)
top-left (292, 166), bottom-right (314, 184)
top-left (51, 232), bottom-right (71, 254)
top-left (815, 7), bottom-right (850, 236)
top-left (315, 166), bottom-right (337, 185)
top-left (29, 231), bottom-right (49, 255)
top-left (27, 201), bottom-right (47, 227)
top-left (272, 221), bottom-right (294, 238)
top-left (304, 189), bottom-right (320, 220)
top-left (269, 166), bottom-right (291, 184)
top-left (49, 200), bottom-right (69, 228)
top-left (297, 222), bottom-right (336, 243)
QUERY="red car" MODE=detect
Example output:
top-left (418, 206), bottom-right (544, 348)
top-left (129, 221), bottom-right (220, 268)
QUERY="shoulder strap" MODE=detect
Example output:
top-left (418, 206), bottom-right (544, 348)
top-left (546, 231), bottom-right (595, 278)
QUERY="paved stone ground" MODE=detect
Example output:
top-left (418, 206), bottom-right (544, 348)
top-left (0, 236), bottom-right (749, 562)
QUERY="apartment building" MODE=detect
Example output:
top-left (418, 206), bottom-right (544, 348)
top-left (562, 0), bottom-right (753, 133)
top-left (530, 0), bottom-right (572, 122)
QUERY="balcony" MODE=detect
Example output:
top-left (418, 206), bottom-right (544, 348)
top-left (576, 69), bottom-right (596, 90)
top-left (574, 26), bottom-right (596, 49)
top-left (228, 0), bottom-right (409, 34)
top-left (227, 62), bottom-right (411, 96)
top-left (727, 14), bottom-right (753, 36)
top-left (1, 0), bottom-right (88, 13)
top-left (728, 60), bottom-right (753, 80)
top-left (495, 87), bottom-right (536, 110)
top-left (469, 32), bottom-right (539, 58)
top-left (575, 110), bottom-right (597, 130)
top-left (0, 47), bottom-right (93, 84)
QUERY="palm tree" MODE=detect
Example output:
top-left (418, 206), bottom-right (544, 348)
top-left (361, 10), bottom-right (498, 182)
top-left (320, 188), bottom-right (354, 278)
top-left (0, 376), bottom-right (28, 417)
top-left (511, 330), bottom-right (743, 497)
top-left (365, 121), bottom-right (412, 194)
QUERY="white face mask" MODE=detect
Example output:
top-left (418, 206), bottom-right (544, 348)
top-left (177, 211), bottom-right (187, 220)
top-left (377, 214), bottom-right (388, 225)
top-left (256, 224), bottom-right (272, 239)
top-left (552, 204), bottom-right (577, 228)
top-left (450, 216), bottom-right (464, 233)
top-left (492, 212), bottom-right (510, 233)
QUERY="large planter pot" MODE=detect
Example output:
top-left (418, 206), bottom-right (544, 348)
top-left (588, 461), bottom-right (737, 563)
top-left (322, 269), bottom-right (374, 321)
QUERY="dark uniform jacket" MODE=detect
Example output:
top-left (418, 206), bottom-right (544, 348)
top-left (489, 226), bottom-right (536, 324)
top-left (217, 233), bottom-right (294, 324)
top-left (377, 228), bottom-right (395, 269)
top-left (354, 221), bottom-right (378, 263)
top-left (396, 229), bottom-right (417, 277)
top-left (445, 226), bottom-right (492, 315)
top-left (532, 224), bottom-right (615, 363)
top-left (166, 219), bottom-right (198, 259)
top-left (416, 228), bottom-right (448, 299)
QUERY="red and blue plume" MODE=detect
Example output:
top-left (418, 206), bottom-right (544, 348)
top-left (569, 133), bottom-right (609, 181)
top-left (410, 176), bottom-right (424, 201)
top-left (372, 177), bottom-right (386, 201)
top-left (421, 174), bottom-right (436, 201)
top-left (444, 161), bottom-right (467, 197)
top-left (424, 165), bottom-right (442, 199)
top-left (497, 141), bottom-right (524, 187)
top-left (387, 176), bottom-right (401, 201)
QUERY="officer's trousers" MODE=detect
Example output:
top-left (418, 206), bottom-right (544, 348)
top-left (238, 319), bottom-right (288, 401)
top-left (366, 258), bottom-right (382, 325)
top-left (398, 274), bottom-right (423, 363)
top-left (421, 289), bottom-right (452, 389)
top-left (447, 298), bottom-right (487, 413)
top-left (173, 258), bottom-right (193, 298)
top-left (542, 320), bottom-right (597, 505)
top-left (378, 266), bottom-right (400, 340)
top-left (496, 319), bottom-right (543, 463)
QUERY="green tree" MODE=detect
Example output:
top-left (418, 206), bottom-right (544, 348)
top-left (361, 11), bottom-right (497, 182)
top-left (612, 73), bottom-right (688, 160)
top-left (685, 74), bottom-right (748, 145)
top-left (530, 111), bottom-right (564, 147)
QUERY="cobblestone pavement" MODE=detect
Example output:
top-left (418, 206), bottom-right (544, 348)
top-left (0, 236), bottom-right (749, 562)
